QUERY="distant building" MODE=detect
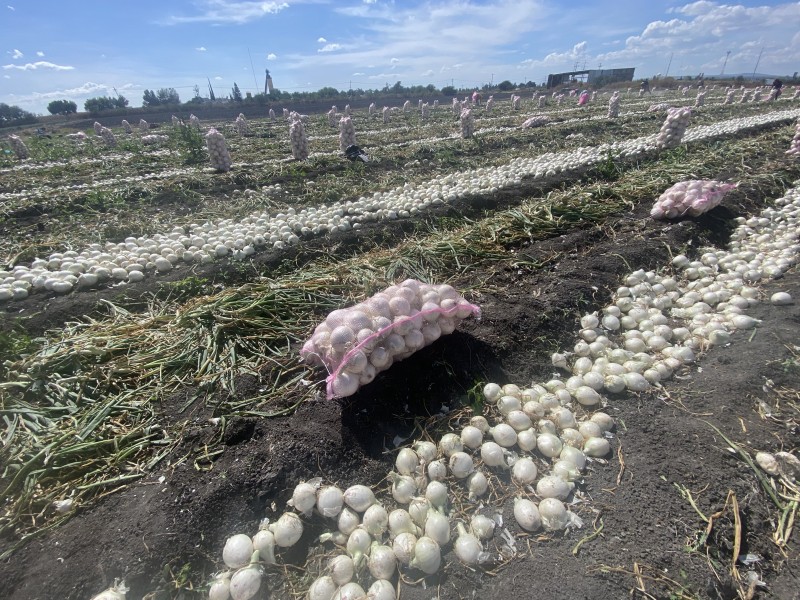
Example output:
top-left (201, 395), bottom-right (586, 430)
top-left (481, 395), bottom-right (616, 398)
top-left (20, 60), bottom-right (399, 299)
top-left (546, 68), bottom-right (635, 88)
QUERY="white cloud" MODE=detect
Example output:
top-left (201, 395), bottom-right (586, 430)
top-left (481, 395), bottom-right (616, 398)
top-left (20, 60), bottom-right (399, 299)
top-left (318, 43), bottom-right (343, 53)
top-left (6, 81), bottom-right (113, 105)
top-left (163, 1), bottom-right (289, 25)
top-left (519, 41), bottom-right (588, 69)
top-left (390, 57), bottom-right (399, 64)
top-left (3, 74), bottom-right (9, 79)
top-left (196, 46), bottom-right (207, 51)
top-left (3, 61), bottom-right (75, 71)
top-left (421, 69), bottom-right (434, 76)
top-left (352, 71), bottom-right (365, 76)
top-left (10, 48), bottom-right (22, 59)
top-left (36, 50), bottom-right (44, 57)
top-left (317, 37), bottom-right (327, 43)
top-left (363, 0), bottom-right (377, 3)
top-left (267, 52), bottom-right (277, 60)
top-left (597, 2), bottom-right (800, 74)
top-left (215, 76), bottom-right (223, 80)
top-left (288, 0), bottom-right (547, 79)
top-left (6, 5), bottom-right (13, 10)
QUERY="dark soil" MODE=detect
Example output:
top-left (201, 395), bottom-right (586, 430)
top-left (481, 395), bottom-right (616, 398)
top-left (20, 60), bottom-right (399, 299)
top-left (1, 182), bottom-right (799, 599)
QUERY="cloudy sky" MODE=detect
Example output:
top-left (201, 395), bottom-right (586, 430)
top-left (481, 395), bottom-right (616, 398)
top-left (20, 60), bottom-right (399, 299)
top-left (2, 0), bottom-right (798, 114)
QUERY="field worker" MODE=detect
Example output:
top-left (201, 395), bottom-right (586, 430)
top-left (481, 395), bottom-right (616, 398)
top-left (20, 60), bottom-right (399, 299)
top-left (577, 90), bottom-right (590, 106)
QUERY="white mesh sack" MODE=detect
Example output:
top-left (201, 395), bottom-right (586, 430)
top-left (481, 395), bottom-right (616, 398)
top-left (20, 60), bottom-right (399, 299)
top-left (301, 280), bottom-right (480, 398)
top-left (650, 179), bottom-right (737, 219)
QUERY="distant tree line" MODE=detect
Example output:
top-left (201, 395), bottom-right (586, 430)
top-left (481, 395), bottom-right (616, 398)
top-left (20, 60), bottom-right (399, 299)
top-left (1, 79), bottom-right (549, 127)
top-left (0, 103), bottom-right (37, 126)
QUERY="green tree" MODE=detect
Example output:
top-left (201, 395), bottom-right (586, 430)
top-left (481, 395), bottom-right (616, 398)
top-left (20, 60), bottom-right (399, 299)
top-left (156, 88), bottom-right (180, 104)
top-left (497, 80), bottom-right (514, 91)
top-left (440, 86), bottom-right (456, 96)
top-left (47, 99), bottom-right (78, 115)
top-left (0, 103), bottom-right (37, 126)
top-left (231, 82), bottom-right (243, 102)
top-left (142, 89), bottom-right (160, 107)
top-left (84, 96), bottom-right (121, 113)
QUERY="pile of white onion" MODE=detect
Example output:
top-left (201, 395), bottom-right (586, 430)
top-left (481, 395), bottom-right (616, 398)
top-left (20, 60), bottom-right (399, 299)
top-left (694, 91), bottom-right (706, 107)
top-left (205, 128), bottom-right (233, 172)
top-left (521, 115), bottom-right (549, 129)
top-left (99, 126), bottom-right (117, 149)
top-left (723, 89), bottom-right (736, 105)
top-left (607, 92), bottom-right (620, 118)
top-left (460, 108), bottom-right (475, 139)
top-left (121, 119), bottom-right (132, 134)
top-left (339, 116), bottom-right (357, 152)
top-left (139, 119), bottom-right (149, 133)
top-left (290, 113), bottom-right (310, 160)
top-left (655, 107), bottom-right (691, 149)
top-left (235, 114), bottom-right (251, 136)
top-left (8, 134), bottom-right (28, 160)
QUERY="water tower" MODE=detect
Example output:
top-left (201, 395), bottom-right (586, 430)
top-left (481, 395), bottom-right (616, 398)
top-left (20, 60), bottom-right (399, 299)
top-left (265, 69), bottom-right (274, 94)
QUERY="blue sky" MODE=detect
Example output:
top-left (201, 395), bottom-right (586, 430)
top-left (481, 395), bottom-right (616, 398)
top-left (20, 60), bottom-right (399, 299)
top-left (2, 0), bottom-right (799, 114)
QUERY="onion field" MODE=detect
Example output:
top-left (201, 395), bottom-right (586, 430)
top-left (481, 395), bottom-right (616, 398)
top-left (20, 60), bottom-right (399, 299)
top-left (1, 86), bottom-right (800, 600)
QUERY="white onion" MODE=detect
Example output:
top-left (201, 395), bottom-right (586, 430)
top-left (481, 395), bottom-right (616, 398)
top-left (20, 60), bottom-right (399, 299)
top-left (329, 555), bottom-right (355, 586)
top-left (317, 486), bottom-right (344, 518)
top-left (408, 498), bottom-right (430, 528)
top-left (346, 528), bottom-right (371, 566)
top-left (229, 564), bottom-right (262, 600)
top-left (368, 543), bottom-right (397, 580)
top-left (538, 497), bottom-right (570, 531)
top-left (251, 528), bottom-right (276, 565)
top-left (439, 433), bottom-right (463, 457)
top-left (584, 437), bottom-right (611, 457)
top-left (337, 507), bottom-right (360, 535)
top-left (536, 475), bottom-right (573, 500)
top-left (490, 423), bottom-right (518, 447)
top-left (344, 485), bottom-right (376, 512)
top-left (391, 473), bottom-right (417, 504)
top-left (480, 441), bottom-right (506, 467)
top-left (537, 433), bottom-right (563, 458)
top-left (506, 410), bottom-right (533, 431)
top-left (513, 497), bottom-right (542, 532)
top-left (290, 480), bottom-right (318, 517)
top-left (223, 534), bottom-right (253, 569)
top-left (333, 582), bottom-right (366, 600)
top-left (470, 415), bottom-right (491, 433)
top-left (425, 480), bottom-right (449, 508)
top-left (413, 440), bottom-right (438, 463)
top-left (362, 504), bottom-right (388, 536)
top-left (392, 531), bottom-right (417, 565)
top-left (470, 514), bottom-right (496, 540)
top-left (424, 509), bottom-right (451, 545)
top-left (307, 576), bottom-right (337, 600)
top-left (461, 425), bottom-right (483, 449)
top-left (367, 579), bottom-right (396, 600)
top-left (389, 509), bottom-right (419, 536)
top-left (454, 522), bottom-right (486, 565)
top-left (449, 451), bottom-right (474, 479)
top-left (410, 536), bottom-right (441, 574)
top-left (395, 448), bottom-right (419, 476)
top-left (512, 457), bottom-right (538, 485)
top-left (427, 459), bottom-right (448, 481)
top-left (270, 512), bottom-right (303, 547)
top-left (466, 470), bottom-right (489, 499)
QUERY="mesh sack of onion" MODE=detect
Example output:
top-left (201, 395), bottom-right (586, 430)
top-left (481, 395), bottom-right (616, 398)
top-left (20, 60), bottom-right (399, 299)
top-left (301, 280), bottom-right (480, 398)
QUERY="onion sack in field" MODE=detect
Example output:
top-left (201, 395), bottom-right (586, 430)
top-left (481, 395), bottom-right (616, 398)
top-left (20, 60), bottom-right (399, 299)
top-left (301, 280), bottom-right (480, 398)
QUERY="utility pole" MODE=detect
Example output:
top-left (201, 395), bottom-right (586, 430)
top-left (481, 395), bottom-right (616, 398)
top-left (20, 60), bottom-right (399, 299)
top-left (665, 53), bottom-right (673, 78)
top-left (752, 47), bottom-right (764, 80)
top-left (720, 50), bottom-right (731, 76)
top-left (247, 47), bottom-right (259, 91)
